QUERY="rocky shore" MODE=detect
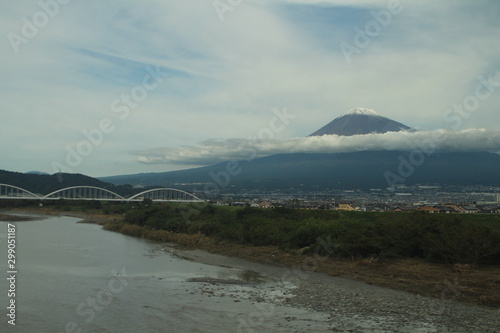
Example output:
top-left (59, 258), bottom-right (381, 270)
top-left (286, 271), bottom-right (499, 332)
top-left (171, 246), bottom-right (500, 333)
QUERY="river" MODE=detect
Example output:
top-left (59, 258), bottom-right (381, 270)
top-left (0, 214), bottom-right (330, 333)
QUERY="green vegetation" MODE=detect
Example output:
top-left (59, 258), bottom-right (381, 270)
top-left (106, 203), bottom-right (500, 265)
top-left (3, 199), bottom-right (498, 265)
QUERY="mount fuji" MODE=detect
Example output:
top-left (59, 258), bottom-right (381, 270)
top-left (310, 107), bottom-right (414, 136)
top-left (101, 108), bottom-right (500, 190)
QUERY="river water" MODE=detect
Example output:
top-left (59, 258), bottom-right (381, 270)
top-left (0, 215), bottom-right (330, 333)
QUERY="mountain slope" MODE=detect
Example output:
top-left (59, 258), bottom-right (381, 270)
top-left (101, 151), bottom-right (500, 190)
top-left (310, 107), bottom-right (413, 136)
top-left (101, 108), bottom-right (499, 191)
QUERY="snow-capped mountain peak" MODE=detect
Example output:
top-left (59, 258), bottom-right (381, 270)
top-left (344, 107), bottom-right (383, 117)
top-left (309, 107), bottom-right (413, 136)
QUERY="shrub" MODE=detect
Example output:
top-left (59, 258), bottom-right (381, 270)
top-left (115, 204), bottom-right (500, 265)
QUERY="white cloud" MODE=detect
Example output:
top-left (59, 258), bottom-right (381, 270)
top-left (0, 0), bottom-right (499, 176)
top-left (133, 129), bottom-right (500, 166)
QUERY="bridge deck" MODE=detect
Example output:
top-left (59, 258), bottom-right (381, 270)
top-left (0, 184), bottom-right (204, 202)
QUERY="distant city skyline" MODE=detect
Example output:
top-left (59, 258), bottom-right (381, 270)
top-left (1, 0), bottom-right (499, 176)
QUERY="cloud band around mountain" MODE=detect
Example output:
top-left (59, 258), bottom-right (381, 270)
top-left (133, 129), bottom-right (500, 166)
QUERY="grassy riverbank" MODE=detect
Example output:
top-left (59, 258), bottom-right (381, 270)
top-left (106, 203), bottom-right (500, 264)
top-left (2, 200), bottom-right (499, 306)
top-left (101, 202), bottom-right (500, 307)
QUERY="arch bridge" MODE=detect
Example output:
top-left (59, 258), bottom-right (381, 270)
top-left (0, 184), bottom-right (204, 203)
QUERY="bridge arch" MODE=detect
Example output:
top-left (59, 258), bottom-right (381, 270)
top-left (0, 184), bottom-right (203, 202)
top-left (0, 184), bottom-right (40, 199)
top-left (128, 188), bottom-right (204, 202)
top-left (43, 186), bottom-right (125, 200)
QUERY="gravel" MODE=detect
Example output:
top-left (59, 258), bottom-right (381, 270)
top-left (172, 247), bottom-right (500, 333)
top-left (279, 270), bottom-right (500, 333)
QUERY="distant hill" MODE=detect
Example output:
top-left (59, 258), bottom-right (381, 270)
top-left (25, 171), bottom-right (50, 175)
top-left (100, 151), bottom-right (500, 191)
top-left (309, 107), bottom-right (413, 136)
top-left (0, 169), bottom-right (137, 196)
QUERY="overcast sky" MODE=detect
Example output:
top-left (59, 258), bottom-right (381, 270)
top-left (1, 0), bottom-right (499, 177)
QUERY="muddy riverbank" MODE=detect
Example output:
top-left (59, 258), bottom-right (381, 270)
top-left (2, 209), bottom-right (499, 332)
top-left (161, 245), bottom-right (500, 332)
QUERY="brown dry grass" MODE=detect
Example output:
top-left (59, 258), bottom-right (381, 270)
top-left (0, 213), bottom-right (37, 222)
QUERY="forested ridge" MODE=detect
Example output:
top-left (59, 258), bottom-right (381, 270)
top-left (0, 169), bottom-right (137, 196)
